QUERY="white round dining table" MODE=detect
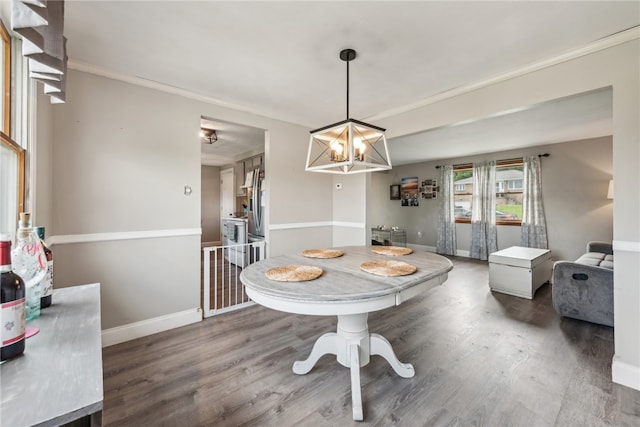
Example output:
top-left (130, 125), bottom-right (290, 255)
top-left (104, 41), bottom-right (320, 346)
top-left (239, 245), bottom-right (453, 421)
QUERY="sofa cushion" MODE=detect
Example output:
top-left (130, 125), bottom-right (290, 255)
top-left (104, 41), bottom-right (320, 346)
top-left (600, 261), bottom-right (614, 270)
top-left (575, 252), bottom-right (613, 269)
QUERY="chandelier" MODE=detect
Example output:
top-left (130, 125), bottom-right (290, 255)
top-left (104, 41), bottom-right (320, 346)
top-left (305, 49), bottom-right (392, 174)
top-left (200, 127), bottom-right (218, 144)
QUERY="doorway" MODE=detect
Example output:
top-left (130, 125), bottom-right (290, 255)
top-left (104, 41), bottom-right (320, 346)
top-left (200, 116), bottom-right (267, 316)
top-left (220, 168), bottom-right (234, 221)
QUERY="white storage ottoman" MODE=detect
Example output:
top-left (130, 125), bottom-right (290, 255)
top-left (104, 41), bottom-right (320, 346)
top-left (488, 246), bottom-right (553, 299)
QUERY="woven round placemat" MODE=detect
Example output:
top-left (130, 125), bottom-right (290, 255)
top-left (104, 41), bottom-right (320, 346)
top-left (360, 260), bottom-right (417, 277)
top-left (370, 246), bottom-right (413, 256)
top-left (265, 265), bottom-right (323, 282)
top-left (302, 249), bottom-right (344, 259)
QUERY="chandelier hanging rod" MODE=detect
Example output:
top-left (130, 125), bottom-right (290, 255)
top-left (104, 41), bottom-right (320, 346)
top-left (341, 48), bottom-right (355, 119)
top-left (308, 49), bottom-right (386, 134)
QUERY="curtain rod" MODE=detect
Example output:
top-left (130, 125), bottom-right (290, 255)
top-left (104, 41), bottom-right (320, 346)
top-left (435, 153), bottom-right (549, 169)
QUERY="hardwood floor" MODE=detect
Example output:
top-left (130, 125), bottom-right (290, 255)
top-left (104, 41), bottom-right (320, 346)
top-left (103, 256), bottom-right (640, 426)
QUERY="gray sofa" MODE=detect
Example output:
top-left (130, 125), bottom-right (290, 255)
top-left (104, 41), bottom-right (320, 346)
top-left (552, 241), bottom-right (614, 327)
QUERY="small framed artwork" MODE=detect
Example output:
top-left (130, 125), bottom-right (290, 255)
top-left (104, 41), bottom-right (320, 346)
top-left (420, 178), bottom-right (438, 199)
top-left (401, 177), bottom-right (419, 206)
top-left (390, 184), bottom-right (401, 200)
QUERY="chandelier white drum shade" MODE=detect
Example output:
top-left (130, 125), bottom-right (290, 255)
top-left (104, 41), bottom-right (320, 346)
top-left (306, 49), bottom-right (392, 174)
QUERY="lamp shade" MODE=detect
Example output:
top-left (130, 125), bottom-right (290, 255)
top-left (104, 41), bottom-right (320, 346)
top-left (306, 119), bottom-right (392, 174)
top-left (607, 179), bottom-right (614, 199)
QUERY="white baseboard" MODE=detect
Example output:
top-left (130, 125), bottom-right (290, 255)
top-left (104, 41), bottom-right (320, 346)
top-left (407, 243), bottom-right (436, 253)
top-left (101, 308), bottom-right (202, 347)
top-left (456, 249), bottom-right (471, 258)
top-left (612, 355), bottom-right (640, 390)
top-left (406, 244), bottom-right (473, 259)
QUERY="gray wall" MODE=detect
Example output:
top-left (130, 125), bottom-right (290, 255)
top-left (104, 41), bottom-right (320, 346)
top-left (47, 69), bottom-right (331, 331)
top-left (370, 137), bottom-right (613, 262)
top-left (201, 165), bottom-right (220, 243)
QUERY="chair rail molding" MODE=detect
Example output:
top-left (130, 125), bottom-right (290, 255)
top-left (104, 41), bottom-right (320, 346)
top-left (613, 240), bottom-right (640, 252)
top-left (270, 221), bottom-right (365, 230)
top-left (48, 228), bottom-right (202, 246)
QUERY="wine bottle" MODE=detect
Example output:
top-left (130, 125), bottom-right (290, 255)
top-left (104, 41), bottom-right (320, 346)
top-left (11, 213), bottom-right (47, 321)
top-left (1, 236), bottom-right (26, 362)
top-left (35, 227), bottom-right (53, 308)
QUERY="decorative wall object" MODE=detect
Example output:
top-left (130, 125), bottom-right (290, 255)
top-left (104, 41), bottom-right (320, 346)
top-left (390, 184), bottom-right (401, 200)
top-left (401, 177), bottom-right (419, 206)
top-left (421, 179), bottom-right (438, 199)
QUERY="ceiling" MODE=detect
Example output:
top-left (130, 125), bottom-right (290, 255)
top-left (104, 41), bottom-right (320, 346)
top-left (200, 117), bottom-right (265, 166)
top-left (62, 1), bottom-right (639, 166)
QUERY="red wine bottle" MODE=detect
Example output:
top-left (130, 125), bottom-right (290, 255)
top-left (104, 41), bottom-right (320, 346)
top-left (1, 237), bottom-right (26, 361)
top-left (35, 227), bottom-right (53, 308)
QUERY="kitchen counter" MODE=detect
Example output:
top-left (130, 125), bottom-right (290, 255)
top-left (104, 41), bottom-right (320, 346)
top-left (1, 283), bottom-right (103, 426)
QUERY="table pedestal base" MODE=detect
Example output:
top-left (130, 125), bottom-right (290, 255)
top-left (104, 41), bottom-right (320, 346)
top-left (292, 313), bottom-right (414, 421)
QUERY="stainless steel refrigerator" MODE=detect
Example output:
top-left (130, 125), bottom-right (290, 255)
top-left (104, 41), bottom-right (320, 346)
top-left (246, 168), bottom-right (265, 238)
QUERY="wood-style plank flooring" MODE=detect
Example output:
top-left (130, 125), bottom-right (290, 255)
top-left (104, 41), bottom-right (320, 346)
top-left (103, 256), bottom-right (640, 426)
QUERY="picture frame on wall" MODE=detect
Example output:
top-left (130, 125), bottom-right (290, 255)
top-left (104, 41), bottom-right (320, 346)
top-left (390, 184), bottom-right (401, 200)
top-left (401, 177), bottom-right (419, 206)
top-left (420, 179), bottom-right (438, 199)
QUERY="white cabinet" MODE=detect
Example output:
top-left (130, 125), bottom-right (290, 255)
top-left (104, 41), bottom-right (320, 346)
top-left (235, 161), bottom-right (246, 196)
top-left (488, 246), bottom-right (552, 299)
top-left (235, 153), bottom-right (263, 197)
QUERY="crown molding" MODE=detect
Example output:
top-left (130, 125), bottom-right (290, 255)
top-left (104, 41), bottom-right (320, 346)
top-left (366, 26), bottom-right (640, 122)
top-left (68, 26), bottom-right (639, 127)
top-left (67, 59), bottom-right (299, 126)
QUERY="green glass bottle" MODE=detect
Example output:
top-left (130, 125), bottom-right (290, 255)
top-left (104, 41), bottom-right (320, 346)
top-left (35, 227), bottom-right (53, 308)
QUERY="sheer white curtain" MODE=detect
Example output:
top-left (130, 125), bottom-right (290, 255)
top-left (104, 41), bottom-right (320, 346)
top-left (470, 160), bottom-right (497, 260)
top-left (521, 156), bottom-right (548, 248)
top-left (436, 165), bottom-right (456, 255)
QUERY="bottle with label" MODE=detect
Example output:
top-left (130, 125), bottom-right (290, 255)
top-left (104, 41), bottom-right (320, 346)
top-left (11, 213), bottom-right (47, 321)
top-left (1, 236), bottom-right (26, 361)
top-left (35, 227), bottom-right (53, 308)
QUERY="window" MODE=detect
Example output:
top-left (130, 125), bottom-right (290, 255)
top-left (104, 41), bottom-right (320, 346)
top-left (453, 160), bottom-right (523, 225)
top-left (453, 167), bottom-right (473, 220)
top-left (1, 133), bottom-right (25, 235)
top-left (0, 19), bottom-right (25, 237)
top-left (508, 179), bottom-right (523, 190)
top-left (1, 20), bottom-right (10, 134)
